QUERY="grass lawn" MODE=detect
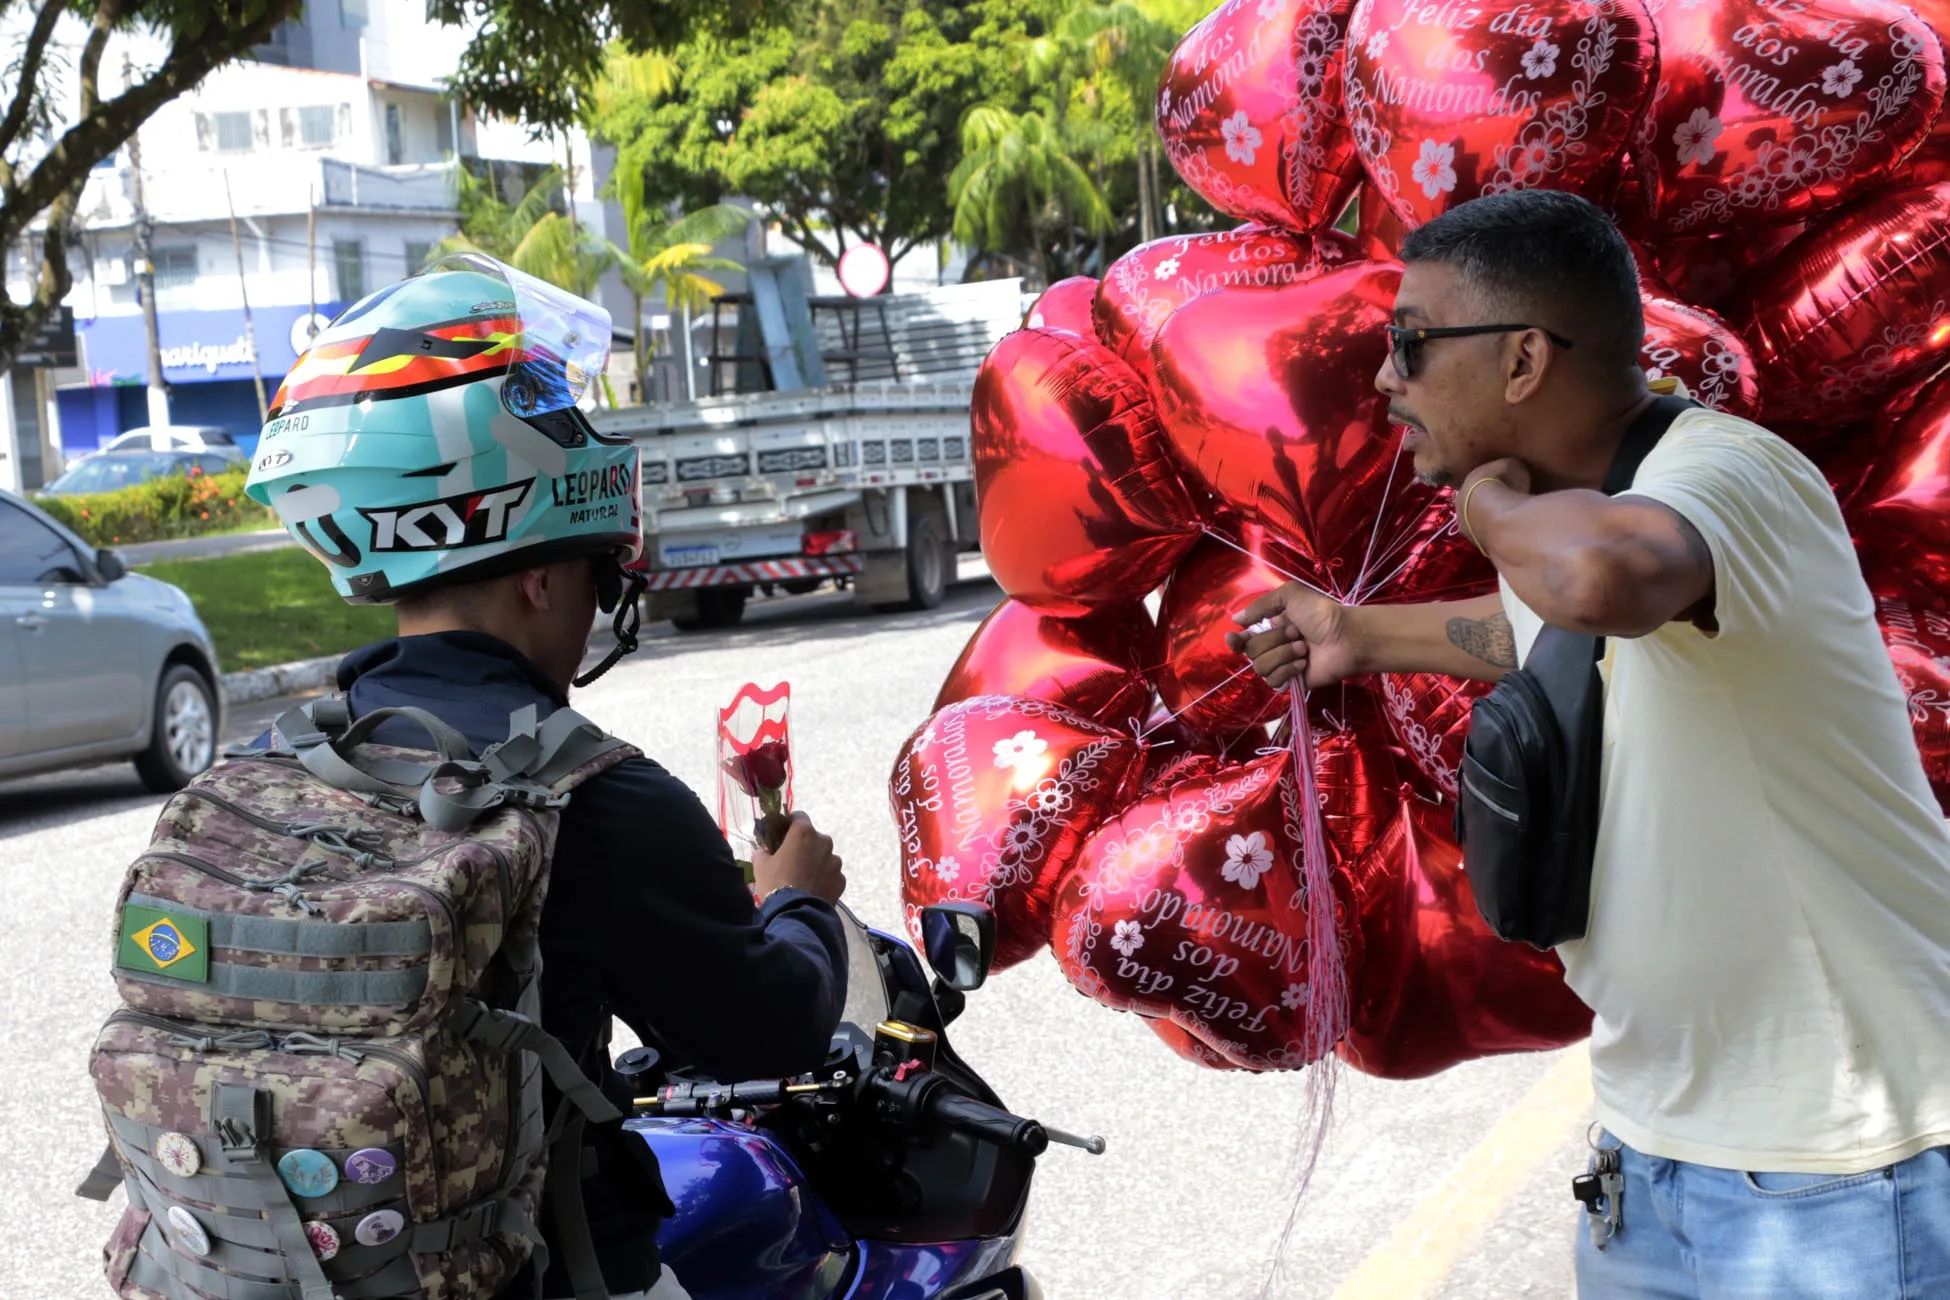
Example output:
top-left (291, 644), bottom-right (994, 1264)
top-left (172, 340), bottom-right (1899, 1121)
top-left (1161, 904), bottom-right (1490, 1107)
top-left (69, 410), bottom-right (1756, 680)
top-left (136, 548), bottom-right (397, 671)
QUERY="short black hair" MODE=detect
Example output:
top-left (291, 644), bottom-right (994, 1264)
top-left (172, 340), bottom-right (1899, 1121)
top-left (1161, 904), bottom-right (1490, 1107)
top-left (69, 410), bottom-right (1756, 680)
top-left (1399, 190), bottom-right (1643, 374)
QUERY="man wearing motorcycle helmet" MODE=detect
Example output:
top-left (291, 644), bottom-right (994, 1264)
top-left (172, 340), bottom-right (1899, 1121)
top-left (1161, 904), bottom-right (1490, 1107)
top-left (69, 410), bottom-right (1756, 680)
top-left (247, 255), bottom-right (849, 1299)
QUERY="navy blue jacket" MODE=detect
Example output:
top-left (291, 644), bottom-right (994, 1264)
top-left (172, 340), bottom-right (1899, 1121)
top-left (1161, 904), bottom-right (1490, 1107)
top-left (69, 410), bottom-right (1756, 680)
top-left (328, 631), bottom-right (849, 1293)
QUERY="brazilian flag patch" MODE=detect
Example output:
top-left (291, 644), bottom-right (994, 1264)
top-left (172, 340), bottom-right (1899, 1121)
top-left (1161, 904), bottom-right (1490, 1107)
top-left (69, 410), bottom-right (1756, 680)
top-left (117, 904), bottom-right (209, 983)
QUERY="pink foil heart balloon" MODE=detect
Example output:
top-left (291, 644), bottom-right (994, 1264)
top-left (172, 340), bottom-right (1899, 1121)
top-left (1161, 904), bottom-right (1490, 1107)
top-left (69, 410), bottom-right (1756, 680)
top-left (1158, 0), bottom-right (1367, 234)
top-left (892, 696), bottom-right (1145, 972)
top-left (1023, 276), bottom-right (1100, 335)
top-left (1149, 261), bottom-right (1443, 597)
top-left (1343, 0), bottom-right (1660, 227)
top-left (1635, 0), bottom-right (1947, 236)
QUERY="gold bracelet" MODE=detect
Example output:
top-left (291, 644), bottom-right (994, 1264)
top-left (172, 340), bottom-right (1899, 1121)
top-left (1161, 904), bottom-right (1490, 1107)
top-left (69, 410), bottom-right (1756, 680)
top-left (1459, 476), bottom-right (1506, 551)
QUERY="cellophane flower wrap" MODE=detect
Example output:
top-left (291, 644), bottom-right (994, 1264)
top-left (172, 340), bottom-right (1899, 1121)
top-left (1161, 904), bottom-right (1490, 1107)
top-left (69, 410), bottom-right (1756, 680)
top-left (717, 682), bottom-right (794, 886)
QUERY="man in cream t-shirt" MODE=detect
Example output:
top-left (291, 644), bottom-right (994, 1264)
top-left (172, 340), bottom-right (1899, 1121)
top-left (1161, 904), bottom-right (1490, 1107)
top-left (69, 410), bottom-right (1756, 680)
top-left (1232, 189), bottom-right (1950, 1298)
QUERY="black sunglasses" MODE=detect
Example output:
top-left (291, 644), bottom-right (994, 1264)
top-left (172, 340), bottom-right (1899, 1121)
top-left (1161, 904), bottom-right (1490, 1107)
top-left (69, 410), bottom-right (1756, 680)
top-left (1386, 323), bottom-right (1575, 380)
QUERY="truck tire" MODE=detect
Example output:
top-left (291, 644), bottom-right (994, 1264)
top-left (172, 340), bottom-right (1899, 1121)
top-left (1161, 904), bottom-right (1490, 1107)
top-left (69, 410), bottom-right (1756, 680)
top-left (671, 586), bottom-right (749, 632)
top-left (894, 515), bottom-right (947, 611)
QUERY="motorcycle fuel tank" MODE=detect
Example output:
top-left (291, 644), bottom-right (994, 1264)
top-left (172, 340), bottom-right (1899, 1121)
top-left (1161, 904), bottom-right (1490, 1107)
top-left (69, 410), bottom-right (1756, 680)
top-left (632, 1116), bottom-right (853, 1299)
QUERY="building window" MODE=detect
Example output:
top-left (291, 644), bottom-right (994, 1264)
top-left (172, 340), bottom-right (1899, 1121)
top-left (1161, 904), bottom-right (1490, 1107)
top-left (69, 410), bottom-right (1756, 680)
top-left (340, 0), bottom-right (366, 27)
top-left (404, 241), bottom-right (432, 276)
top-left (435, 100), bottom-right (455, 159)
top-left (333, 240), bottom-right (366, 301)
top-left (211, 111), bottom-right (253, 153)
top-left (288, 104), bottom-right (337, 148)
top-left (152, 247), bottom-right (197, 292)
top-left (385, 103), bottom-right (403, 165)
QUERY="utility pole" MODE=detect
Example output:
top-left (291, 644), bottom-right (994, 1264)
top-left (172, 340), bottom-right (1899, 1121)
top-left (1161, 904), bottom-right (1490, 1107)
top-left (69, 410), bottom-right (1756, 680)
top-left (124, 55), bottom-right (169, 429)
top-left (306, 183), bottom-right (317, 330)
top-left (223, 171), bottom-right (268, 423)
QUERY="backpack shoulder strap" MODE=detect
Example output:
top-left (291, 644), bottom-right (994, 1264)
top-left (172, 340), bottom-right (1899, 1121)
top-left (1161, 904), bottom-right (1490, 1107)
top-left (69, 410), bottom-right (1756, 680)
top-left (1603, 394), bottom-right (1700, 496)
top-left (484, 705), bottom-right (640, 795)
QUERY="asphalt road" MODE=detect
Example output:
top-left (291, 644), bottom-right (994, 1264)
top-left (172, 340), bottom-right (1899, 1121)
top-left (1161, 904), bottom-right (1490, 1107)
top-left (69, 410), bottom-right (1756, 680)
top-left (4, 575), bottom-right (1591, 1299)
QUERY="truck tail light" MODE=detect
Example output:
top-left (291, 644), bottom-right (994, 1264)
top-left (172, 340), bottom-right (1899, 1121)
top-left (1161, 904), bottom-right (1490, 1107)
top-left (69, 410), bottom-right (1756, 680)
top-left (803, 529), bottom-right (858, 556)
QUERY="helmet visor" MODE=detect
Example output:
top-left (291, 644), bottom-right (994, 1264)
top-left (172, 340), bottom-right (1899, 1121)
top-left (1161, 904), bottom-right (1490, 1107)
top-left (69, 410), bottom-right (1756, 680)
top-left (425, 252), bottom-right (612, 418)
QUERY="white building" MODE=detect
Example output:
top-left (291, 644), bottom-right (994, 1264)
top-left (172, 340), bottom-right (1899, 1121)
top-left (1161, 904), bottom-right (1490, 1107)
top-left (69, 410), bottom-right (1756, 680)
top-left (4, 0), bottom-right (605, 480)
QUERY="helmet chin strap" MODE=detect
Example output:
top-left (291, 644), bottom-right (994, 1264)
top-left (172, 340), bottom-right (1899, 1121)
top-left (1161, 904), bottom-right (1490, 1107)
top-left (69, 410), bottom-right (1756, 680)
top-left (572, 565), bottom-right (648, 689)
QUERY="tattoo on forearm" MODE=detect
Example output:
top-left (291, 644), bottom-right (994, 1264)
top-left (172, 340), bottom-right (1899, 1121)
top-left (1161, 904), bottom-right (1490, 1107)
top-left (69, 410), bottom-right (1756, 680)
top-left (1446, 612), bottom-right (1518, 668)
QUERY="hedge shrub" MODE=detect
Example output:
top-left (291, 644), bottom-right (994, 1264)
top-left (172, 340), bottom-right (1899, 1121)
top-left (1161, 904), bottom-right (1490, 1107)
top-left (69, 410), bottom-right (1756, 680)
top-left (36, 466), bottom-right (277, 547)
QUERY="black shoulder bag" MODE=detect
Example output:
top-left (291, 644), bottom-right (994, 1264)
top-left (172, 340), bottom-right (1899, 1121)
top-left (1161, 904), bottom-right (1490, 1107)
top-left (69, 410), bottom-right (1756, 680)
top-left (1453, 394), bottom-right (1698, 950)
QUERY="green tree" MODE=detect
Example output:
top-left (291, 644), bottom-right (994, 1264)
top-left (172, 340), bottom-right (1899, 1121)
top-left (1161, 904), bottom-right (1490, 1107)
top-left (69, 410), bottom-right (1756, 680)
top-left (433, 163), bottom-right (615, 297)
top-left (949, 104), bottom-right (1110, 288)
top-left (609, 186), bottom-right (752, 393)
top-left (0, 0), bottom-right (307, 371)
top-left (587, 0), bottom-right (1058, 280)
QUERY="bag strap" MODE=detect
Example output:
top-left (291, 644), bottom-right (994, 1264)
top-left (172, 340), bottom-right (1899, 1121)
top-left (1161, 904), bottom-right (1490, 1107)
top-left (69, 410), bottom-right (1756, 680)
top-left (210, 1083), bottom-right (337, 1300)
top-left (1601, 393), bottom-right (1698, 497)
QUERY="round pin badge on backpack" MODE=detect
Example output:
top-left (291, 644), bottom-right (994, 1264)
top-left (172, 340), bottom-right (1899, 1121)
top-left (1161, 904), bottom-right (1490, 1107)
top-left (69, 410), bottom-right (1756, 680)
top-left (153, 1132), bottom-right (202, 1179)
top-left (276, 1149), bottom-right (340, 1199)
top-left (305, 1220), bottom-right (341, 1262)
top-left (354, 1209), bottom-right (405, 1247)
top-left (166, 1205), bottom-right (212, 1257)
top-left (343, 1148), bottom-right (397, 1186)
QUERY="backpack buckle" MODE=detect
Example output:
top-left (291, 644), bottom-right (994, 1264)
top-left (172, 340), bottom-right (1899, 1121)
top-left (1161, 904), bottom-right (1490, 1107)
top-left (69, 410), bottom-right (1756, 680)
top-left (452, 1001), bottom-right (537, 1054)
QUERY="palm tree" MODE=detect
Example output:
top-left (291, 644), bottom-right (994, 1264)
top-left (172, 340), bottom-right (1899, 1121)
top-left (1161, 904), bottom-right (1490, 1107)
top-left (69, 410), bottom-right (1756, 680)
top-left (432, 163), bottom-right (615, 298)
top-left (610, 202), bottom-right (753, 400)
top-left (1058, 0), bottom-right (1192, 244)
top-left (950, 105), bottom-right (1112, 289)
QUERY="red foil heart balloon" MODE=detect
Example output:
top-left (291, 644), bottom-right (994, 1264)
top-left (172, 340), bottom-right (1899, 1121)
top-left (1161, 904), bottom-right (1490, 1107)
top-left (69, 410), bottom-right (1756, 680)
top-left (973, 328), bottom-right (1201, 615)
top-left (1640, 295), bottom-right (1761, 417)
top-left (1729, 182), bottom-right (1950, 422)
top-left (1347, 182), bottom-right (1408, 259)
top-left (1343, 0), bottom-right (1660, 228)
top-left (1095, 228), bottom-right (1348, 384)
top-left (1050, 750), bottom-right (1359, 1069)
top-left (1636, 0), bottom-right (1947, 236)
top-left (1155, 524), bottom-right (1302, 742)
top-left (1150, 261), bottom-right (1443, 597)
top-left (1023, 276), bottom-right (1100, 335)
top-left (1872, 594), bottom-right (1950, 816)
top-left (892, 696), bottom-right (1144, 971)
top-left (1378, 669), bottom-right (1489, 800)
top-left (1650, 224), bottom-right (1810, 313)
top-left (1337, 789), bottom-right (1592, 1079)
top-left (1308, 684), bottom-right (1412, 867)
top-left (1157, 0), bottom-right (1367, 234)
top-left (1150, 1018), bottom-right (1248, 1070)
top-left (1849, 375), bottom-right (1950, 598)
top-left (1907, 0), bottom-right (1950, 185)
top-left (934, 598), bottom-right (1160, 728)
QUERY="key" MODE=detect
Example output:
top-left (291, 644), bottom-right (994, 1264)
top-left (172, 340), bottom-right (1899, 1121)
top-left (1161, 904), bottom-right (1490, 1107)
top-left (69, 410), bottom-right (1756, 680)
top-left (1570, 1172), bottom-right (1604, 1213)
top-left (1601, 1167), bottom-right (1625, 1239)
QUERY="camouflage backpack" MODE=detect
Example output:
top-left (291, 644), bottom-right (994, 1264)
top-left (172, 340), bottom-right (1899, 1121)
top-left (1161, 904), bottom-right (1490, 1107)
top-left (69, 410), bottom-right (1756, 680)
top-left (78, 698), bottom-right (640, 1300)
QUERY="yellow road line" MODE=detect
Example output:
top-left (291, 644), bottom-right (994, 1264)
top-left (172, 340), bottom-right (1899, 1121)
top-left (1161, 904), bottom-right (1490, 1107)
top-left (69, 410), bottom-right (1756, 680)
top-left (1331, 1046), bottom-right (1592, 1300)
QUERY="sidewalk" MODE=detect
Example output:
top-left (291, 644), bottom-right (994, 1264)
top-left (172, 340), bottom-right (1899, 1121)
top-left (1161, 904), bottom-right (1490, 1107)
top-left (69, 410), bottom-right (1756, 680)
top-left (122, 528), bottom-right (294, 565)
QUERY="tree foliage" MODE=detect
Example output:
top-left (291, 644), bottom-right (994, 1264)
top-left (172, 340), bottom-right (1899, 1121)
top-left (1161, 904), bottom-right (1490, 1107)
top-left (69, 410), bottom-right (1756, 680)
top-left (0, 0), bottom-right (306, 370)
top-left (587, 0), bottom-right (1233, 289)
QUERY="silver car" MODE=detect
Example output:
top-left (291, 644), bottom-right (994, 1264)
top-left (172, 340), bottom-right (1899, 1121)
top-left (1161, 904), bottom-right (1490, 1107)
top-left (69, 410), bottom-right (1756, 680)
top-left (0, 490), bottom-right (222, 791)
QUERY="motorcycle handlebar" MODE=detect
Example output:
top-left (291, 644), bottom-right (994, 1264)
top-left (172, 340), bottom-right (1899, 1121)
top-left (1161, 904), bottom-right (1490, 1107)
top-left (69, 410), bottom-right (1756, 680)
top-left (919, 1081), bottom-right (1050, 1157)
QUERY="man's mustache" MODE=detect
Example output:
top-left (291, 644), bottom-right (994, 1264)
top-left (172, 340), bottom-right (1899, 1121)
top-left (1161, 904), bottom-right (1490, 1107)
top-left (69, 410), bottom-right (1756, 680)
top-left (1389, 405), bottom-right (1425, 432)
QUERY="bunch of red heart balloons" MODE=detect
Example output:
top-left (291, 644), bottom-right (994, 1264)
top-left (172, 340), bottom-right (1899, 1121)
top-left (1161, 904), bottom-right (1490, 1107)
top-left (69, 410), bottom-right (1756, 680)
top-left (891, 0), bottom-right (1950, 1080)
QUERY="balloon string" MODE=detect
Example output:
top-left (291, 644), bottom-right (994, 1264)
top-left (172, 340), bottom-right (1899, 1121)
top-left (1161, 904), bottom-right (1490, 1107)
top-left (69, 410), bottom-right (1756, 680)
top-left (1196, 523), bottom-right (1338, 603)
top-left (1345, 442), bottom-right (1409, 603)
top-left (1283, 682), bottom-right (1348, 1212)
top-left (1133, 662), bottom-right (1259, 742)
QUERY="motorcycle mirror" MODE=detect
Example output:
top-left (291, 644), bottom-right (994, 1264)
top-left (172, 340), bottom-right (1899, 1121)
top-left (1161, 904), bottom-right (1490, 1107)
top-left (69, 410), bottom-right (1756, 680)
top-left (921, 901), bottom-right (995, 992)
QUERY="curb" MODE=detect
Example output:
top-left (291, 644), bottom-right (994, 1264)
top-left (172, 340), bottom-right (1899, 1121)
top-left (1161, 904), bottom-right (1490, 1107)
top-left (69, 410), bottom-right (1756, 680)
top-left (221, 656), bottom-right (340, 706)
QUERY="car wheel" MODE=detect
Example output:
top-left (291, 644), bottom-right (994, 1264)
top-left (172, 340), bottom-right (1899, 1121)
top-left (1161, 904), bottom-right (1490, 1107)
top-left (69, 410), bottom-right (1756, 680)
top-left (134, 665), bottom-right (218, 793)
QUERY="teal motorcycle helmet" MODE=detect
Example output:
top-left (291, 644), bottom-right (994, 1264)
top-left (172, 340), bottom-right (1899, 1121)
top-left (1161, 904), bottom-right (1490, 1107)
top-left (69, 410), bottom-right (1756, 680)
top-left (247, 253), bottom-right (646, 684)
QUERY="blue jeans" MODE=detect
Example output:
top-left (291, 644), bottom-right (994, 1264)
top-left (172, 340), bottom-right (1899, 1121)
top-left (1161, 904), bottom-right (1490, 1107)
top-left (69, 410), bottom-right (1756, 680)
top-left (1576, 1134), bottom-right (1950, 1298)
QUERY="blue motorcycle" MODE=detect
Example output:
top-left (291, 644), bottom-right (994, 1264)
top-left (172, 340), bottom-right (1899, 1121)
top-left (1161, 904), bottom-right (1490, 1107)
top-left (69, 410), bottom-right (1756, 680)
top-left (614, 903), bottom-right (1104, 1300)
